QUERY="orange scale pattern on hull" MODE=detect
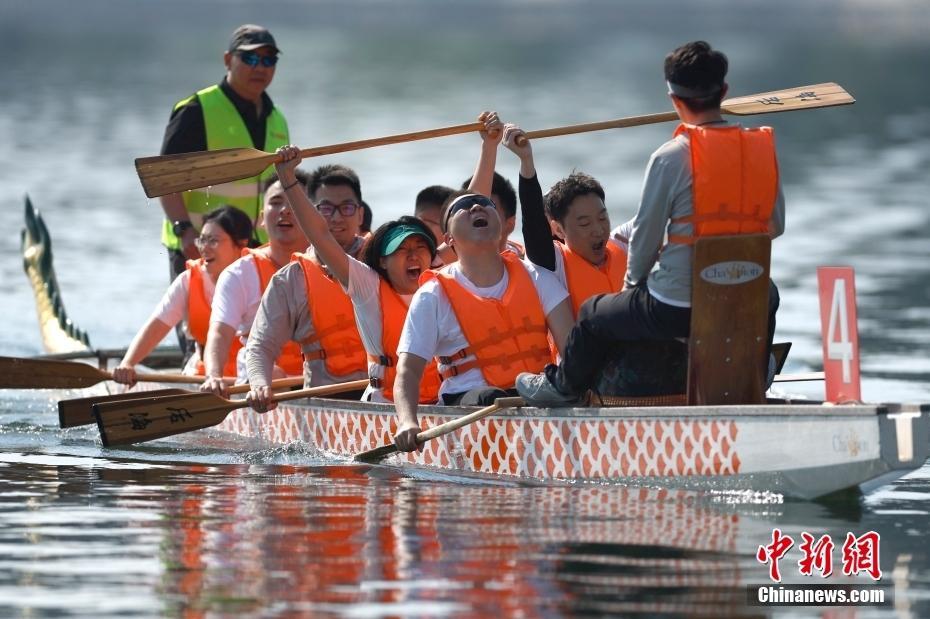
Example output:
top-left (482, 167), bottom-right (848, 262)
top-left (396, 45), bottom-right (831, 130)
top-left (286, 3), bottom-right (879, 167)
top-left (218, 406), bottom-right (741, 481)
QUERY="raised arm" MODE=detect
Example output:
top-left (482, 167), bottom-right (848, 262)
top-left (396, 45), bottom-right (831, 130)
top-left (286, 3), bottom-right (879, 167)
top-left (503, 124), bottom-right (556, 271)
top-left (275, 146), bottom-right (351, 288)
top-left (466, 111), bottom-right (503, 196)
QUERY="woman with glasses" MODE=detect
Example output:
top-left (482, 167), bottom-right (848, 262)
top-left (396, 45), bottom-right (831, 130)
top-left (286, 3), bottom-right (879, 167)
top-left (113, 206), bottom-right (253, 385)
top-left (245, 146), bottom-right (448, 411)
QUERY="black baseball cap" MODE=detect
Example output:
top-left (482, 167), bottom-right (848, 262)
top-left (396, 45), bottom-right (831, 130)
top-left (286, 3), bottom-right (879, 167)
top-left (228, 24), bottom-right (281, 54)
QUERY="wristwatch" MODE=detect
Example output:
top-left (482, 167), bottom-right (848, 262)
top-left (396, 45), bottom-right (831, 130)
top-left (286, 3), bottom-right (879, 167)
top-left (172, 220), bottom-right (194, 236)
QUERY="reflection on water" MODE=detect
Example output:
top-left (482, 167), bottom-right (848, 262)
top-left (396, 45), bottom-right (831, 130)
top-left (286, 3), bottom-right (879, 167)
top-left (1, 449), bottom-right (927, 617)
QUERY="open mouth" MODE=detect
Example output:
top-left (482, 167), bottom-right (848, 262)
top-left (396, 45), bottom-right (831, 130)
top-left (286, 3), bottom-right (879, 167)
top-left (591, 240), bottom-right (605, 252)
top-left (406, 266), bottom-right (422, 278)
top-left (472, 216), bottom-right (489, 228)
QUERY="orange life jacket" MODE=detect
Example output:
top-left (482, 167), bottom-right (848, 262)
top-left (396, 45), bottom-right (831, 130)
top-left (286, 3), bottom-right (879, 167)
top-left (368, 279), bottom-right (442, 403)
top-left (426, 252), bottom-right (552, 388)
top-left (667, 124), bottom-right (778, 245)
top-left (242, 247), bottom-right (304, 376)
top-left (556, 241), bottom-right (627, 317)
top-left (294, 254), bottom-right (367, 377)
top-left (186, 259), bottom-right (240, 377)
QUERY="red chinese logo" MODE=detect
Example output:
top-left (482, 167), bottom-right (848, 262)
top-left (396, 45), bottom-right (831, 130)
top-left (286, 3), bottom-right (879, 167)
top-left (756, 528), bottom-right (794, 583)
top-left (798, 532), bottom-right (835, 578)
top-left (841, 531), bottom-right (882, 580)
top-left (758, 530), bottom-right (882, 582)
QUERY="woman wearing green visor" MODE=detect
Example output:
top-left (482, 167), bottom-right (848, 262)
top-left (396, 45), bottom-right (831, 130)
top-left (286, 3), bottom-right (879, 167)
top-left (262, 145), bottom-right (441, 406)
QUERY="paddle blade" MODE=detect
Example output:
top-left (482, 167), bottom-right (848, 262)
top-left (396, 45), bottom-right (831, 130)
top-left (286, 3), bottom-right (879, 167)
top-left (94, 392), bottom-right (238, 446)
top-left (59, 388), bottom-right (188, 429)
top-left (0, 356), bottom-right (106, 389)
top-left (135, 148), bottom-right (277, 198)
top-left (723, 82), bottom-right (854, 116)
top-left (355, 444), bottom-right (399, 464)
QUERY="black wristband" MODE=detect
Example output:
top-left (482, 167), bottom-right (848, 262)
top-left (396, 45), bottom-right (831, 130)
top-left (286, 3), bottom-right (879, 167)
top-left (172, 220), bottom-right (194, 236)
top-left (282, 179), bottom-right (301, 191)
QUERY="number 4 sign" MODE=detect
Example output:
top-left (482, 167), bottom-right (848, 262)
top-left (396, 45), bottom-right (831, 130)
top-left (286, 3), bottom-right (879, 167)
top-left (817, 267), bottom-right (862, 402)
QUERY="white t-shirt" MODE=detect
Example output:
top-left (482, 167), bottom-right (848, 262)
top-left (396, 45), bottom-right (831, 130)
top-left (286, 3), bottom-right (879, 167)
top-left (211, 253), bottom-right (262, 339)
top-left (151, 264), bottom-right (216, 337)
top-left (398, 258), bottom-right (568, 398)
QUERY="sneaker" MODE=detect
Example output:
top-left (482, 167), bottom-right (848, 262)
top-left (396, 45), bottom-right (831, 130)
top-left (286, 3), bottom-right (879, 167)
top-left (515, 372), bottom-right (581, 407)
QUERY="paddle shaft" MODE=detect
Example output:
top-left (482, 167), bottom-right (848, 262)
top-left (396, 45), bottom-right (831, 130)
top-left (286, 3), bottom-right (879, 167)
top-left (136, 122), bottom-right (484, 198)
top-left (355, 396), bottom-right (525, 463)
top-left (137, 83), bottom-right (853, 198)
top-left (515, 82), bottom-right (853, 145)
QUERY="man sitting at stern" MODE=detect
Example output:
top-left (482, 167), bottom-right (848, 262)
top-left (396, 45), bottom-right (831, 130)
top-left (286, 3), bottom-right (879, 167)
top-left (515, 40), bottom-right (785, 406)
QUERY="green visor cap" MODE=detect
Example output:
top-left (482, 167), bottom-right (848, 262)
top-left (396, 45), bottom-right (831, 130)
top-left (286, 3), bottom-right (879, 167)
top-left (380, 224), bottom-right (437, 258)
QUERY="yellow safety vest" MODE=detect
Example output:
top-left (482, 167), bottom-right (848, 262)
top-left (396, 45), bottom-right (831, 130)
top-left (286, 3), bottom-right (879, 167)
top-left (161, 85), bottom-right (289, 249)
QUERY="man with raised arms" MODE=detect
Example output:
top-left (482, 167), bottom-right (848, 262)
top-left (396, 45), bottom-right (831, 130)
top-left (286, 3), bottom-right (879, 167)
top-left (501, 124), bottom-right (628, 318)
top-left (199, 174), bottom-right (310, 396)
top-left (391, 119), bottom-right (574, 453)
top-left (515, 40), bottom-right (785, 406)
top-left (244, 164), bottom-right (370, 407)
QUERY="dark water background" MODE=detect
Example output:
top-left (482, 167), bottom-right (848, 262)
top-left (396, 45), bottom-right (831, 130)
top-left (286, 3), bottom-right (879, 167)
top-left (1, 0), bottom-right (929, 616)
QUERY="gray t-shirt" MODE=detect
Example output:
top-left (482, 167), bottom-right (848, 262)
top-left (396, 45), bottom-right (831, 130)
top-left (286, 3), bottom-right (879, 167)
top-left (624, 122), bottom-right (786, 307)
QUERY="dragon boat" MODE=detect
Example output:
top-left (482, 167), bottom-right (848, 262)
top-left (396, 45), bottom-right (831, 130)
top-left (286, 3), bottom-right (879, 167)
top-left (19, 197), bottom-right (930, 500)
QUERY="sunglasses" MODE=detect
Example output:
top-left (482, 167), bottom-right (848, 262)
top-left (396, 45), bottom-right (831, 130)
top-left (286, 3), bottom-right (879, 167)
top-left (443, 194), bottom-right (496, 231)
top-left (237, 51), bottom-right (279, 68)
top-left (317, 200), bottom-right (360, 218)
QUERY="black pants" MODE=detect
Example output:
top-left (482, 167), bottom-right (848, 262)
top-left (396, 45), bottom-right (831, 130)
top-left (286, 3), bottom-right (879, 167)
top-left (442, 387), bottom-right (519, 406)
top-left (548, 282), bottom-right (780, 396)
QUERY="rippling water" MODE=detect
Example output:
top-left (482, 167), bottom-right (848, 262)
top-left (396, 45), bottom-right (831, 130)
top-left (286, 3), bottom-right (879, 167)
top-left (2, 0), bottom-right (930, 616)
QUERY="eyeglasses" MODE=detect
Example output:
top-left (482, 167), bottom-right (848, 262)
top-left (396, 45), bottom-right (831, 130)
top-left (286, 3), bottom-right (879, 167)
top-left (317, 200), bottom-right (360, 218)
top-left (443, 194), bottom-right (496, 231)
top-left (194, 235), bottom-right (224, 248)
top-left (237, 51), bottom-right (278, 68)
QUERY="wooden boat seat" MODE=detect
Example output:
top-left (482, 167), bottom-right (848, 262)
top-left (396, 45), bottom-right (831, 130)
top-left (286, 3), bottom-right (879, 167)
top-left (687, 234), bottom-right (771, 405)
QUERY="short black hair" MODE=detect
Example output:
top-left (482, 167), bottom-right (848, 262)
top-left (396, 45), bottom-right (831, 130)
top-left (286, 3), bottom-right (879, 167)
top-left (545, 172), bottom-right (606, 223)
top-left (664, 40), bottom-right (728, 112)
top-left (360, 200), bottom-right (373, 233)
top-left (306, 164), bottom-right (362, 202)
top-left (262, 169), bottom-right (310, 194)
top-left (415, 185), bottom-right (455, 214)
top-left (361, 216), bottom-right (436, 283)
top-left (202, 204), bottom-right (254, 245)
top-left (460, 172), bottom-right (516, 219)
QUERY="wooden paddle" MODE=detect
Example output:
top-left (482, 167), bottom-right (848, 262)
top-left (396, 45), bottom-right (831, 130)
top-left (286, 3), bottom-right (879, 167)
top-left (354, 396), bottom-right (525, 464)
top-left (136, 121), bottom-right (485, 198)
top-left (0, 356), bottom-right (222, 390)
top-left (94, 378), bottom-right (370, 447)
top-left (136, 83), bottom-right (853, 199)
top-left (59, 376), bottom-right (304, 429)
top-left (515, 82), bottom-right (854, 144)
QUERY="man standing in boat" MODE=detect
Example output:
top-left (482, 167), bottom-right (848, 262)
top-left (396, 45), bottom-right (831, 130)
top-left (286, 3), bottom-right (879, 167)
top-left (157, 24), bottom-right (289, 348)
top-left (391, 122), bottom-right (574, 452)
top-left (515, 40), bottom-right (785, 406)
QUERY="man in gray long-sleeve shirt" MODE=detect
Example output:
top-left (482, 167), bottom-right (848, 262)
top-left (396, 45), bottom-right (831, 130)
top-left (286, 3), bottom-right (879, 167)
top-left (516, 40), bottom-right (785, 406)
